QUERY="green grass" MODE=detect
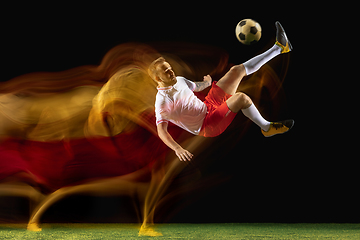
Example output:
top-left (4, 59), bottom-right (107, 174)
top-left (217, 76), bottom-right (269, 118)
top-left (0, 223), bottom-right (359, 239)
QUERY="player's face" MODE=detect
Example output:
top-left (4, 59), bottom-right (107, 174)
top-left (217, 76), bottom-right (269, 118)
top-left (156, 62), bottom-right (177, 86)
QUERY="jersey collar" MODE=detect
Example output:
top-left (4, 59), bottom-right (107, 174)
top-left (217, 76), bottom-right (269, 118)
top-left (157, 78), bottom-right (179, 91)
top-left (157, 86), bottom-right (173, 91)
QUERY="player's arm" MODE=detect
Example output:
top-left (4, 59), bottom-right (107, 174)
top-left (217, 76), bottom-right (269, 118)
top-left (157, 121), bottom-right (193, 161)
top-left (193, 75), bottom-right (212, 92)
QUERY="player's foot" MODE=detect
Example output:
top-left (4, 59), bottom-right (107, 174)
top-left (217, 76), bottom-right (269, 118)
top-left (261, 119), bottom-right (294, 137)
top-left (275, 21), bottom-right (293, 54)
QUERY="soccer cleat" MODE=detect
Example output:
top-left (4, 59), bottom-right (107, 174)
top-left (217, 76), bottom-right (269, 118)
top-left (275, 21), bottom-right (293, 54)
top-left (261, 119), bottom-right (294, 137)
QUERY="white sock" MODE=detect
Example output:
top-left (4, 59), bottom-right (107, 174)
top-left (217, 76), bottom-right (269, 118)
top-left (241, 103), bottom-right (270, 131)
top-left (243, 44), bottom-right (282, 75)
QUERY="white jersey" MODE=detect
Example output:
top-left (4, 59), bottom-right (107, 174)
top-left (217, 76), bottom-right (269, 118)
top-left (155, 76), bottom-right (207, 135)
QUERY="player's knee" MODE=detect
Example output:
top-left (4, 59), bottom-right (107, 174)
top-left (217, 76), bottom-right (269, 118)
top-left (234, 92), bottom-right (252, 109)
top-left (229, 64), bottom-right (246, 77)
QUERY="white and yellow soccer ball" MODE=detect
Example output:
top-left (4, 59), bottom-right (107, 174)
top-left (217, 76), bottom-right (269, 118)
top-left (235, 19), bottom-right (262, 45)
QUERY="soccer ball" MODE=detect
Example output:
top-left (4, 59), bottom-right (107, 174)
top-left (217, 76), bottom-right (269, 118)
top-left (235, 19), bottom-right (262, 45)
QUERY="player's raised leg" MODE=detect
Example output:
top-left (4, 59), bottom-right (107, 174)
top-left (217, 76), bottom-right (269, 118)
top-left (216, 21), bottom-right (292, 95)
top-left (242, 21), bottom-right (292, 75)
top-left (242, 44), bottom-right (281, 75)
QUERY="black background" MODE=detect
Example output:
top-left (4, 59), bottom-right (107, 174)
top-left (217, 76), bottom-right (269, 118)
top-left (1, 3), bottom-right (357, 223)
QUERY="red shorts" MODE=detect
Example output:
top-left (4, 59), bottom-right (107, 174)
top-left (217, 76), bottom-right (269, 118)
top-left (199, 81), bottom-right (237, 137)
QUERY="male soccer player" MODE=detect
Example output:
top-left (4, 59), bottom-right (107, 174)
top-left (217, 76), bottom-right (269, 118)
top-left (148, 22), bottom-right (294, 161)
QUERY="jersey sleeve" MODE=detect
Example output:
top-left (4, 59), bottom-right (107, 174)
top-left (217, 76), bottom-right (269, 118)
top-left (183, 77), bottom-right (196, 91)
top-left (155, 109), bottom-right (169, 125)
top-left (155, 97), bottom-right (169, 125)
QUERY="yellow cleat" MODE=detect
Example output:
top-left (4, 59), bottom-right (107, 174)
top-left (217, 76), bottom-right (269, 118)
top-left (262, 120), bottom-right (294, 137)
top-left (275, 40), bottom-right (291, 54)
top-left (275, 21), bottom-right (293, 54)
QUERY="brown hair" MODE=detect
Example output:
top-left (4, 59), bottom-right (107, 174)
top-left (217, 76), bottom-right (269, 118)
top-left (148, 57), bottom-right (166, 81)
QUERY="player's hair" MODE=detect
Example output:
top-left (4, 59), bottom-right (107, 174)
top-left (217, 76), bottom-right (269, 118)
top-left (148, 57), bottom-right (166, 81)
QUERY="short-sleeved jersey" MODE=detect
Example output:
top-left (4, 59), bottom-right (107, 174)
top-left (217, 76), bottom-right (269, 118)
top-left (155, 76), bottom-right (207, 135)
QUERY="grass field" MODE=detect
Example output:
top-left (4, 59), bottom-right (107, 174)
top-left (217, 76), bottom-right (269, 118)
top-left (0, 223), bottom-right (359, 239)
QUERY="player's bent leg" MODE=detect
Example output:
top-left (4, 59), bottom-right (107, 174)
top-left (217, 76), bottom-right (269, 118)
top-left (216, 64), bottom-right (246, 95)
top-left (225, 92), bottom-right (294, 137)
top-left (226, 92), bottom-right (252, 113)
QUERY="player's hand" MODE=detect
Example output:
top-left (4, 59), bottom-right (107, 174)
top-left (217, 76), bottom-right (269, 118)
top-left (203, 75), bottom-right (212, 87)
top-left (175, 147), bottom-right (193, 161)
